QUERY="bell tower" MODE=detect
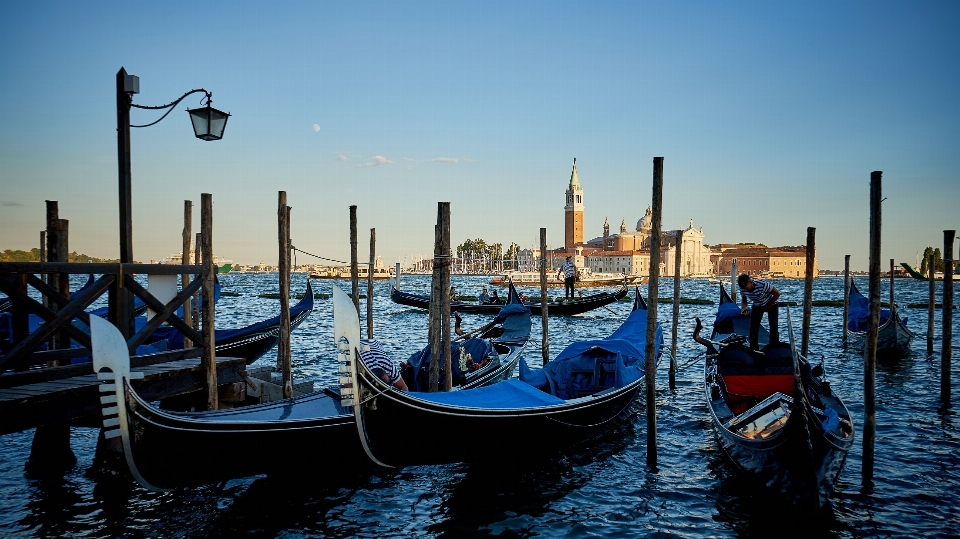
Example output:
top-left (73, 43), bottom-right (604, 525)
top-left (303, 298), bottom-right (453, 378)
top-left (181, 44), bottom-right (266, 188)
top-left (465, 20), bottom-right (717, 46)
top-left (564, 158), bottom-right (584, 252)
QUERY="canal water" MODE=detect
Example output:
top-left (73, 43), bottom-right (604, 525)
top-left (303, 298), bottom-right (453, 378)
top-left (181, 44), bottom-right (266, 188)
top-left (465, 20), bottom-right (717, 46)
top-left (1, 274), bottom-right (957, 538)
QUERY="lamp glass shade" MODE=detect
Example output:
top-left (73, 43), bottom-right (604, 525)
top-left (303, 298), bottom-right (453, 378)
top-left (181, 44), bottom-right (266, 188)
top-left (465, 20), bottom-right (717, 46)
top-left (187, 105), bottom-right (230, 141)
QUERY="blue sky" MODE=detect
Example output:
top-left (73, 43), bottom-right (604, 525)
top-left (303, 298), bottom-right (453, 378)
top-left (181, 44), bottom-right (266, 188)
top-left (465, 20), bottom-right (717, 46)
top-left (1, 1), bottom-right (958, 270)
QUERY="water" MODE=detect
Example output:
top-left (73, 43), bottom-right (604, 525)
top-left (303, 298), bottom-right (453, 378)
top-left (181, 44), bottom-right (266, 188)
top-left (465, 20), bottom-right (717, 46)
top-left (1, 274), bottom-right (958, 538)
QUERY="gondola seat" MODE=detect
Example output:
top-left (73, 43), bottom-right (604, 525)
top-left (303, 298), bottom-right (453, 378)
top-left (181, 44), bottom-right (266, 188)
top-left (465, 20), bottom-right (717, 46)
top-left (719, 343), bottom-right (795, 414)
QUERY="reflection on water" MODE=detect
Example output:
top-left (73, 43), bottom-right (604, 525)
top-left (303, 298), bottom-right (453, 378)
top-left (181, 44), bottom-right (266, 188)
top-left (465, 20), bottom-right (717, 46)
top-left (0, 274), bottom-right (957, 538)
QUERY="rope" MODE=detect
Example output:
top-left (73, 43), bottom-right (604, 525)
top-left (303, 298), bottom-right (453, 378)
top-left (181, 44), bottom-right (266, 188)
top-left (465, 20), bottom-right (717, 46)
top-left (291, 246), bottom-right (349, 265)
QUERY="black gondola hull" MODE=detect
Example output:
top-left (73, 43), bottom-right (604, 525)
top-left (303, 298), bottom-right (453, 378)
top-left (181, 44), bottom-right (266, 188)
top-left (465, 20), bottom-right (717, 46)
top-left (390, 285), bottom-right (627, 316)
top-left (707, 380), bottom-right (852, 507)
top-left (355, 360), bottom-right (645, 468)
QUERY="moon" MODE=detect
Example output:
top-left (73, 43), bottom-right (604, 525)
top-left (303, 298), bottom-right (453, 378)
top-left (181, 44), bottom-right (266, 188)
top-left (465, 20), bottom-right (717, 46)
top-left (313, 124), bottom-right (320, 132)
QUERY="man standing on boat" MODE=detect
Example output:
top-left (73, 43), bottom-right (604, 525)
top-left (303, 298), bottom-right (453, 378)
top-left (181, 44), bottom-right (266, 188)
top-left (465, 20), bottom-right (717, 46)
top-left (738, 274), bottom-right (781, 350)
top-left (558, 256), bottom-right (577, 300)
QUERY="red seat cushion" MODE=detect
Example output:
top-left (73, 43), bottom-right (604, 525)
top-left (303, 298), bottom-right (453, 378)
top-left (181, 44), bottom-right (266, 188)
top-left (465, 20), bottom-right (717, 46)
top-left (722, 374), bottom-right (795, 414)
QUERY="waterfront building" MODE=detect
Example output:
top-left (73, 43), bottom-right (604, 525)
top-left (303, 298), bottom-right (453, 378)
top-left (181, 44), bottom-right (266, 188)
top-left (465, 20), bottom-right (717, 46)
top-left (714, 244), bottom-right (818, 279)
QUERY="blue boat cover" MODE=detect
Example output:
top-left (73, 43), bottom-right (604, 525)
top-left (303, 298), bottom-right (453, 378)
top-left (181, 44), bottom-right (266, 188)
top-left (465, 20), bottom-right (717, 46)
top-left (409, 378), bottom-right (565, 408)
top-left (493, 303), bottom-right (532, 343)
top-left (520, 306), bottom-right (660, 399)
top-left (847, 281), bottom-right (891, 332)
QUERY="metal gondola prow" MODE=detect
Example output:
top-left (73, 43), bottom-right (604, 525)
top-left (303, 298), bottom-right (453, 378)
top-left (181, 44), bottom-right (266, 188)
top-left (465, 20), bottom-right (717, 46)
top-left (90, 316), bottom-right (166, 493)
top-left (332, 284), bottom-right (393, 469)
top-left (633, 287), bottom-right (647, 311)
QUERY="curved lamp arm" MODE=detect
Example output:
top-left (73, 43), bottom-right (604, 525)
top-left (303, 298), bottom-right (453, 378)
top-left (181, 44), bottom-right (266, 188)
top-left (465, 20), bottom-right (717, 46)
top-left (130, 89), bottom-right (212, 128)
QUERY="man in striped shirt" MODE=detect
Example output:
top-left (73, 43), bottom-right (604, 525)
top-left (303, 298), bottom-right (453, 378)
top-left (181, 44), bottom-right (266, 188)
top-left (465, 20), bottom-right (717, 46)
top-left (360, 339), bottom-right (409, 390)
top-left (738, 274), bottom-right (781, 350)
top-left (558, 256), bottom-right (577, 299)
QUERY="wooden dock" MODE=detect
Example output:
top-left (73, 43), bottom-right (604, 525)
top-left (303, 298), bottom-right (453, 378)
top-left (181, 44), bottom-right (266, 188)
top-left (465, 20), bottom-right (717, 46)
top-left (0, 354), bottom-right (246, 435)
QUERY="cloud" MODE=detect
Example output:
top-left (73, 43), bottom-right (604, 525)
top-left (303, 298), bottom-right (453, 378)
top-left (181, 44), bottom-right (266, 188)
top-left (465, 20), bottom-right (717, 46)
top-left (336, 154), bottom-right (348, 161)
top-left (313, 124), bottom-right (320, 132)
top-left (403, 157), bottom-right (416, 162)
top-left (1, 201), bottom-right (24, 207)
top-left (359, 155), bottom-right (395, 167)
top-left (461, 157), bottom-right (477, 162)
top-left (431, 157), bottom-right (459, 163)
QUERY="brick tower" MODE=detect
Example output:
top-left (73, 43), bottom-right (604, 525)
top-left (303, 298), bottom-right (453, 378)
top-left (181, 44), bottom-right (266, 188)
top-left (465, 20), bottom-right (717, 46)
top-left (564, 158), bottom-right (584, 252)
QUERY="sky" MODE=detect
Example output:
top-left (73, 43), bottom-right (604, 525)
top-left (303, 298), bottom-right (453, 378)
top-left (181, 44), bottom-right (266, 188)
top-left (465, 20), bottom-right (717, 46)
top-left (1, 1), bottom-right (958, 271)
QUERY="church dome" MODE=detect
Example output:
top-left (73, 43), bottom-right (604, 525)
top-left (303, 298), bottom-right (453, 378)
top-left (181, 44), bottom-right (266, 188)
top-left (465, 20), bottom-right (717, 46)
top-left (636, 205), bottom-right (652, 232)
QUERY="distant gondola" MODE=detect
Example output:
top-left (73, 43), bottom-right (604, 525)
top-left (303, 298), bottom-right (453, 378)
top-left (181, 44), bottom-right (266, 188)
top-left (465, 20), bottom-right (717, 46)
top-left (845, 280), bottom-right (914, 360)
top-left (401, 282), bottom-right (531, 390)
top-left (340, 286), bottom-right (660, 469)
top-left (89, 283), bottom-right (528, 491)
top-left (390, 283), bottom-right (627, 316)
top-left (147, 279), bottom-right (315, 364)
top-left (695, 285), bottom-right (854, 508)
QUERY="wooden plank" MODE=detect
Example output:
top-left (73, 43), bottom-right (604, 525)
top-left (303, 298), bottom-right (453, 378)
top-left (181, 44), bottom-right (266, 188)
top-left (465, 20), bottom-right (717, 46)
top-left (0, 357), bottom-right (244, 435)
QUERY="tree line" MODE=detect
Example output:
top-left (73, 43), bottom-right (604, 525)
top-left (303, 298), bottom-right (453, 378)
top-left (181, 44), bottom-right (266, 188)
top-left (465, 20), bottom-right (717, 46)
top-left (919, 246), bottom-right (945, 274)
top-left (0, 248), bottom-right (122, 263)
top-left (455, 239), bottom-right (522, 272)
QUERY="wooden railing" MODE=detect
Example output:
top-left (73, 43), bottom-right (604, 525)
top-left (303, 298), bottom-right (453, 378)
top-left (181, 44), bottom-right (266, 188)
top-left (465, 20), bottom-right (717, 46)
top-left (0, 262), bottom-right (214, 389)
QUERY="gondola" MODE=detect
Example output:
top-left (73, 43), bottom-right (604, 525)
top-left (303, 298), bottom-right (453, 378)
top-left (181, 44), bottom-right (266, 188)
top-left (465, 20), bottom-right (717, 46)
top-left (88, 283), bottom-right (528, 491)
top-left (845, 280), bottom-right (914, 360)
top-left (695, 285), bottom-right (854, 508)
top-left (339, 286), bottom-right (660, 469)
top-left (390, 283), bottom-right (627, 316)
top-left (146, 279), bottom-right (315, 364)
top-left (401, 282), bottom-right (531, 390)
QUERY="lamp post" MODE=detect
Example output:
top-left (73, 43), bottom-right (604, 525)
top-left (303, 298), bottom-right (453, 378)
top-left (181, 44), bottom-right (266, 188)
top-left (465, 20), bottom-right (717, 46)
top-left (114, 66), bottom-right (230, 336)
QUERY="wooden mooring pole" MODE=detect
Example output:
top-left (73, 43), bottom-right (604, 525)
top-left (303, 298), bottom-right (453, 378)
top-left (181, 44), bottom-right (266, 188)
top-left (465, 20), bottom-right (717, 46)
top-left (942, 230), bottom-right (955, 405)
top-left (670, 229), bottom-right (681, 389)
top-left (863, 171), bottom-right (882, 484)
top-left (278, 191), bottom-right (292, 399)
top-left (193, 232), bottom-right (201, 333)
top-left (367, 228), bottom-right (375, 339)
top-left (843, 255), bottom-right (850, 348)
top-left (730, 259), bottom-right (737, 303)
top-left (540, 228), bottom-right (550, 366)
top-left (802, 227), bottom-right (815, 358)
top-left (27, 203), bottom-right (76, 475)
top-left (889, 259), bottom-right (897, 328)
top-left (350, 206), bottom-right (360, 319)
top-left (646, 156), bottom-right (663, 469)
top-left (182, 200), bottom-right (193, 348)
top-left (201, 193), bottom-right (218, 410)
top-left (428, 218), bottom-right (442, 392)
top-left (439, 204), bottom-right (452, 392)
top-left (928, 253), bottom-right (936, 355)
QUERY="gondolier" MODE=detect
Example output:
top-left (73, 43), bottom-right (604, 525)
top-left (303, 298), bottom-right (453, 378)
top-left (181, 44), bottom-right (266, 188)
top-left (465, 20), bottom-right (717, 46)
top-left (738, 274), bottom-right (780, 350)
top-left (558, 256), bottom-right (576, 299)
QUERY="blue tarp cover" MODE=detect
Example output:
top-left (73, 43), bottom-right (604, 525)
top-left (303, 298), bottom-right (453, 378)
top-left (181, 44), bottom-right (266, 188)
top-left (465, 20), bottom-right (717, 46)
top-left (493, 303), bottom-right (532, 343)
top-left (847, 281), bottom-right (891, 331)
top-left (408, 378), bottom-right (565, 408)
top-left (520, 306), bottom-right (660, 399)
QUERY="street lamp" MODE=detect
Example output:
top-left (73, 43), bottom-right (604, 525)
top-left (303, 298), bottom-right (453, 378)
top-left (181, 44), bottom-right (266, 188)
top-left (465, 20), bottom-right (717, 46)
top-left (114, 66), bottom-right (230, 335)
